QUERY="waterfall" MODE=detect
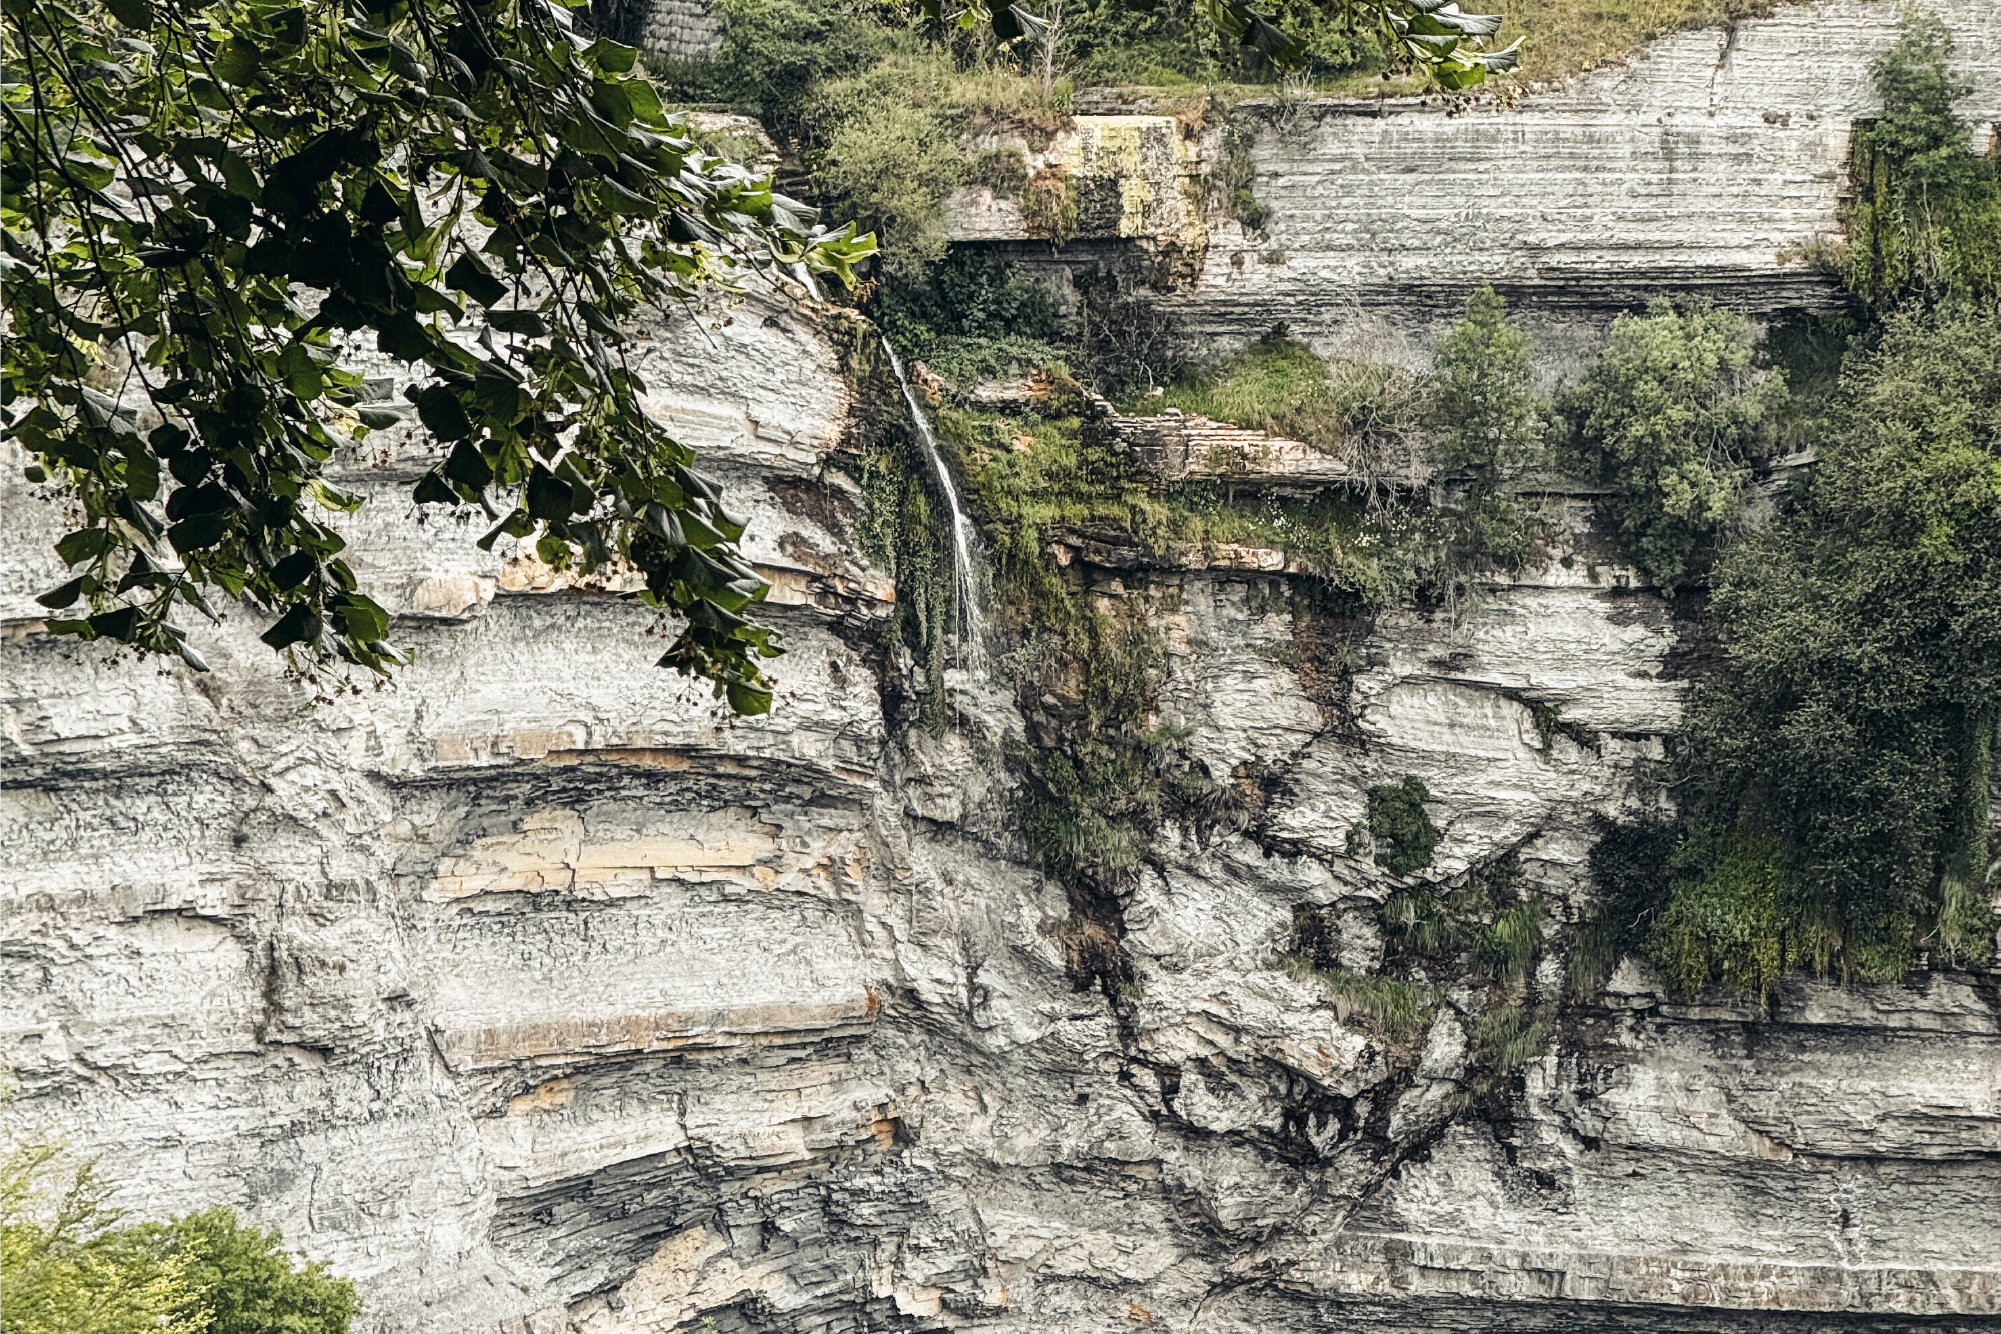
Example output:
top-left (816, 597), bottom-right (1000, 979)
top-left (881, 336), bottom-right (986, 669)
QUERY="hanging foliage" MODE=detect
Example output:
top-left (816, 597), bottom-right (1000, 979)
top-left (3, 0), bottom-right (873, 712)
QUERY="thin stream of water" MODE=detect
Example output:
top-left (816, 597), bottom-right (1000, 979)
top-left (881, 336), bottom-right (986, 668)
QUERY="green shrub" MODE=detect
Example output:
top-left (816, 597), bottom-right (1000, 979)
top-left (1433, 286), bottom-right (1541, 475)
top-left (972, 147), bottom-right (1030, 199)
top-left (1671, 306), bottom-right (2001, 984)
top-left (812, 97), bottom-right (968, 283)
top-left (652, 0), bottom-right (893, 128)
top-left (1141, 333), bottom-right (1430, 464)
top-left (133, 1211), bottom-right (358, 1334)
top-left (1650, 832), bottom-right (1805, 1001)
top-left (1075, 267), bottom-right (1187, 396)
top-left (1590, 307), bottom-right (2001, 997)
top-left (1432, 286), bottom-right (1547, 584)
top-left (1475, 901), bottom-right (1545, 986)
top-left (1060, 2), bottom-right (1213, 85)
top-left (1843, 12), bottom-right (2001, 306)
top-left (1555, 301), bottom-right (1787, 590)
top-left (2, 1144), bottom-right (203, 1334)
top-left (876, 250), bottom-right (1061, 382)
top-left (1, 1144), bottom-right (356, 1334)
top-left (1378, 889), bottom-right (1468, 956)
top-left (1363, 776), bottom-right (1440, 876)
top-left (1467, 1002), bottom-right (1554, 1074)
top-left (1567, 812), bottom-right (1675, 997)
top-left (1277, 955), bottom-right (1438, 1039)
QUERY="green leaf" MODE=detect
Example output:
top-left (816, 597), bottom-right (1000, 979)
top-left (88, 606), bottom-right (141, 639)
top-left (260, 602), bottom-right (319, 649)
top-left (37, 576), bottom-right (89, 609)
top-left (212, 41), bottom-right (261, 86)
top-left (584, 40), bottom-right (638, 74)
top-left (488, 309), bottom-right (550, 337)
top-left (377, 314), bottom-right (433, 362)
top-left (271, 551), bottom-right (317, 589)
top-left (525, 467), bottom-right (577, 520)
top-left (599, 178), bottom-right (657, 217)
top-left (443, 440), bottom-right (494, 489)
top-left (360, 179), bottom-right (403, 224)
top-left (416, 386), bottom-right (476, 440)
top-left (102, 0), bottom-right (153, 26)
top-left (55, 528), bottom-right (112, 566)
top-left (726, 681), bottom-right (772, 715)
top-left (308, 479), bottom-right (364, 513)
top-left (332, 592), bottom-right (390, 642)
top-left (168, 512), bottom-right (233, 553)
top-left (413, 471), bottom-right (458, 505)
top-left (445, 252), bottom-right (508, 307)
top-left (358, 404), bottom-right (414, 429)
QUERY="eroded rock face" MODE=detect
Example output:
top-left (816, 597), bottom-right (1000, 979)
top-left (7, 15), bottom-right (2001, 1329)
top-left (1249, 0), bottom-right (2001, 360)
top-left (975, 0), bottom-right (2001, 380)
top-left (8, 285), bottom-right (1998, 1333)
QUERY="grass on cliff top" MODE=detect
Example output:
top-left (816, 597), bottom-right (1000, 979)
top-left (1306, 0), bottom-right (1808, 93)
top-left (939, 404), bottom-right (1435, 609)
top-left (1494, 0), bottom-right (1803, 81)
top-left (1130, 337), bottom-right (1432, 458)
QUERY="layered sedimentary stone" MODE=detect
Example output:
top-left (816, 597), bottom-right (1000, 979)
top-left (965, 0), bottom-right (2001, 377)
top-left (7, 10), bottom-right (2001, 1329)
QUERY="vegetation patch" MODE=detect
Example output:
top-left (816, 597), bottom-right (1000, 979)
top-left (1839, 15), bottom-right (2001, 308)
top-left (1357, 776), bottom-right (1441, 876)
top-left (1576, 304), bottom-right (2000, 1002)
top-left (1555, 302), bottom-right (1788, 592)
top-left (876, 250), bottom-right (1066, 385)
top-left (1276, 953), bottom-right (1439, 1039)
top-left (3, 1141), bottom-right (357, 1334)
top-left (1138, 333), bottom-right (1431, 464)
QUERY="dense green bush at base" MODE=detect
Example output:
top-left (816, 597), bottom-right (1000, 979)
top-left (2, 1144), bottom-right (357, 1334)
top-left (1657, 306), bottom-right (2001, 993)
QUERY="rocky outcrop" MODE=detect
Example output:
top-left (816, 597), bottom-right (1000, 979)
top-left (966, 0), bottom-right (2001, 376)
top-left (1085, 398), bottom-right (1423, 489)
top-left (8, 279), bottom-right (1998, 1332)
top-left (7, 7), bottom-right (2001, 1329)
top-left (950, 115), bottom-right (1210, 252)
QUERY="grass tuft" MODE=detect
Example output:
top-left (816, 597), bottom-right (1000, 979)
top-left (1276, 953), bottom-right (1438, 1039)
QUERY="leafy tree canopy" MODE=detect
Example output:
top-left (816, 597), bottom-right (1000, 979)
top-left (1556, 301), bottom-right (1787, 591)
top-left (1658, 304), bottom-right (2001, 994)
top-left (131, 1209), bottom-right (358, 1334)
top-left (1433, 284), bottom-right (1537, 476)
top-left (3, 1142), bottom-right (359, 1334)
top-left (925, 0), bottom-right (1520, 88)
top-left (1431, 285), bottom-right (1544, 580)
top-left (2, 1142), bottom-right (205, 1334)
top-left (4, 0), bottom-right (873, 714)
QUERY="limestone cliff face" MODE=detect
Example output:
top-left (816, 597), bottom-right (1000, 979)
top-left (963, 0), bottom-right (2001, 375)
top-left (8, 288), bottom-right (1999, 1333)
top-left (7, 9), bottom-right (2001, 1332)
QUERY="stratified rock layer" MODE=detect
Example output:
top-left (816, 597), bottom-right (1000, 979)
top-left (6, 5), bottom-right (2001, 1330)
top-left (967, 0), bottom-right (2001, 374)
